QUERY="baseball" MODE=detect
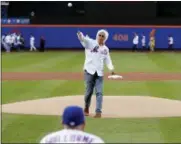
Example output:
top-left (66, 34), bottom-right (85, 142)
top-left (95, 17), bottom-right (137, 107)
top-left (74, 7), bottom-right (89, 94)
top-left (68, 3), bottom-right (72, 7)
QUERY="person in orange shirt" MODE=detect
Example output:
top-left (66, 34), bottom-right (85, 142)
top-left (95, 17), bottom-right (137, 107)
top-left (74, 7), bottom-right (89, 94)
top-left (149, 29), bottom-right (156, 52)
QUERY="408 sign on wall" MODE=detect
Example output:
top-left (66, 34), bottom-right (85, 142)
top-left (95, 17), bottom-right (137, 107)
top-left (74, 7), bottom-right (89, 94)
top-left (113, 34), bottom-right (129, 42)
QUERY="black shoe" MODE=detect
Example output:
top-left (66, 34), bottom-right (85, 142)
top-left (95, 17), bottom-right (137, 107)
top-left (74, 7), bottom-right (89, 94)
top-left (84, 108), bottom-right (89, 116)
top-left (94, 113), bottom-right (101, 118)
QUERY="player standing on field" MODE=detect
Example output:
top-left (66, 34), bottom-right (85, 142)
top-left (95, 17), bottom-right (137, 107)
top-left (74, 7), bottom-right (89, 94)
top-left (149, 29), bottom-right (156, 52)
top-left (132, 32), bottom-right (139, 51)
top-left (4, 33), bottom-right (12, 52)
top-left (168, 34), bottom-right (174, 50)
top-left (30, 34), bottom-right (36, 51)
top-left (40, 106), bottom-right (104, 143)
top-left (141, 33), bottom-right (146, 49)
top-left (77, 29), bottom-right (115, 118)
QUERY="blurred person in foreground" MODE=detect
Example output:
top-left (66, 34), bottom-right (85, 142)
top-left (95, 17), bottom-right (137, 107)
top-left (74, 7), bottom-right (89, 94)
top-left (40, 106), bottom-right (104, 143)
top-left (77, 29), bottom-right (115, 118)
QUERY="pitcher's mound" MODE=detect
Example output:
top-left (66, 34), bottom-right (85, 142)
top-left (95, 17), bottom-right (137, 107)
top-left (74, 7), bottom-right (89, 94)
top-left (2, 96), bottom-right (181, 118)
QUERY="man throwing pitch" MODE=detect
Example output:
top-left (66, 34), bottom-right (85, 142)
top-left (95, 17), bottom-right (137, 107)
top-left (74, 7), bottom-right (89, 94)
top-left (77, 29), bottom-right (115, 118)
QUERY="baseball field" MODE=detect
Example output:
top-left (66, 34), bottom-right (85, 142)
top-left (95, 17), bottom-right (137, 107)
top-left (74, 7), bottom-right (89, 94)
top-left (2, 51), bottom-right (181, 143)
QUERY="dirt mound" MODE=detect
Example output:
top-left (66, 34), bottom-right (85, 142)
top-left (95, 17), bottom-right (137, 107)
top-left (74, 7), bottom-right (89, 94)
top-left (2, 95), bottom-right (181, 118)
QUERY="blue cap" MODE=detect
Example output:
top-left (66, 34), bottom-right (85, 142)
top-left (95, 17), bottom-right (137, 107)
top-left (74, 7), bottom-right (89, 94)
top-left (62, 106), bottom-right (85, 127)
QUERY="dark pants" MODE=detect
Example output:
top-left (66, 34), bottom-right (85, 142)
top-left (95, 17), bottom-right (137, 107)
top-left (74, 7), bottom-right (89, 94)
top-left (168, 44), bottom-right (173, 50)
top-left (14, 44), bottom-right (21, 52)
top-left (40, 39), bottom-right (45, 52)
top-left (132, 44), bottom-right (137, 51)
top-left (1, 44), bottom-right (5, 51)
top-left (84, 70), bottom-right (103, 113)
top-left (39, 44), bottom-right (45, 52)
top-left (140, 46), bottom-right (146, 52)
top-left (20, 44), bottom-right (25, 51)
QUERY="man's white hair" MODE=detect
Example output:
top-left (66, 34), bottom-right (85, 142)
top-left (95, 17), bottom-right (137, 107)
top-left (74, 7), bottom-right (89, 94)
top-left (96, 29), bottom-right (109, 43)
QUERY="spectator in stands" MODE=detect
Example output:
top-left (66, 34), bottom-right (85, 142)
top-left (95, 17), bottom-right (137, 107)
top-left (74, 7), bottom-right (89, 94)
top-left (168, 34), bottom-right (174, 50)
top-left (141, 33), bottom-right (146, 50)
top-left (132, 32), bottom-right (139, 51)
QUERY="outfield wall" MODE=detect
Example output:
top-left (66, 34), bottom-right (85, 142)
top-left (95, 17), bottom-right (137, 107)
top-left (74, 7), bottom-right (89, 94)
top-left (2, 25), bottom-right (181, 49)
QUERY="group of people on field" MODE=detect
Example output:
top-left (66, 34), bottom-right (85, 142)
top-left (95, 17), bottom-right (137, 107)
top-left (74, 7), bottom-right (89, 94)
top-left (1, 33), bottom-right (45, 52)
top-left (1, 32), bottom-right (25, 52)
top-left (132, 29), bottom-right (174, 51)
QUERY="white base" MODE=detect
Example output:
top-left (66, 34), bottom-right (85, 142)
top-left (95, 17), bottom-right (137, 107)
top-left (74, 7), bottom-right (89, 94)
top-left (108, 75), bottom-right (123, 79)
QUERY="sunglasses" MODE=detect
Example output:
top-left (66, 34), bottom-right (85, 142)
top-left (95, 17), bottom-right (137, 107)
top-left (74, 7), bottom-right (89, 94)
top-left (99, 34), bottom-right (105, 38)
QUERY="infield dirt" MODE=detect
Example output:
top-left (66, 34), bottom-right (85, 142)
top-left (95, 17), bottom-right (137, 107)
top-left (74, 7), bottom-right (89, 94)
top-left (2, 95), bottom-right (181, 118)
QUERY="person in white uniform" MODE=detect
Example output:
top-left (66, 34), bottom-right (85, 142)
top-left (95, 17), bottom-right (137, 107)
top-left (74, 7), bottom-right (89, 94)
top-left (30, 35), bottom-right (36, 51)
top-left (40, 106), bottom-right (104, 143)
top-left (141, 33), bottom-right (146, 49)
top-left (4, 34), bottom-right (12, 52)
top-left (77, 29), bottom-right (115, 118)
top-left (11, 33), bottom-right (21, 51)
top-left (132, 32), bottom-right (139, 51)
top-left (16, 33), bottom-right (22, 50)
top-left (168, 34), bottom-right (174, 50)
top-left (11, 33), bottom-right (17, 45)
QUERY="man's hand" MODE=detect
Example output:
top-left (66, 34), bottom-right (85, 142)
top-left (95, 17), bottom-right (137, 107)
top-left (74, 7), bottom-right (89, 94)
top-left (77, 31), bottom-right (80, 36)
top-left (77, 31), bottom-right (82, 36)
top-left (77, 31), bottom-right (83, 41)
